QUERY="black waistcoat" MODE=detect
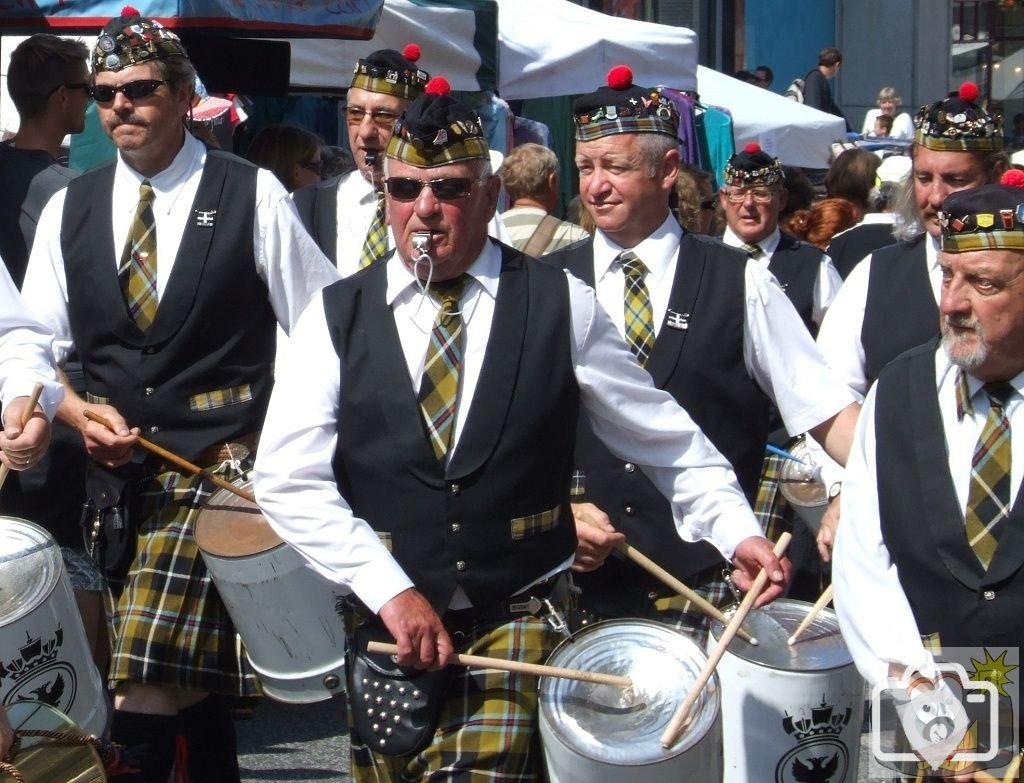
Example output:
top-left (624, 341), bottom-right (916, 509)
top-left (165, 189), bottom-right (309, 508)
top-left (768, 233), bottom-right (820, 334)
top-left (293, 175), bottom-right (341, 265)
top-left (874, 343), bottom-right (1024, 647)
top-left (549, 235), bottom-right (770, 601)
top-left (62, 152), bottom-right (275, 462)
top-left (827, 222), bottom-right (897, 279)
top-left (861, 235), bottom-right (938, 386)
top-left (324, 246), bottom-right (580, 612)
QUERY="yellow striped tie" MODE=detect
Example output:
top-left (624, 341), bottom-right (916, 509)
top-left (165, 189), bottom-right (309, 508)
top-left (359, 190), bottom-right (388, 269)
top-left (619, 251), bottom-right (655, 366)
top-left (119, 180), bottom-right (158, 330)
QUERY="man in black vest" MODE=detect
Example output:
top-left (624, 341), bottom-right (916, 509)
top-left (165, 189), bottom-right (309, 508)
top-left (292, 44), bottom-right (428, 274)
top-left (718, 143), bottom-right (844, 595)
top-left (548, 66), bottom-right (858, 637)
top-left (254, 78), bottom-right (785, 782)
top-left (20, 10), bottom-right (339, 782)
top-left (834, 183), bottom-right (1023, 776)
top-left (814, 84), bottom-right (1007, 556)
top-left (719, 143), bottom-right (841, 334)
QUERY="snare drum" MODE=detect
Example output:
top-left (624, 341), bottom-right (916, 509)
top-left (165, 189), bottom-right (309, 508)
top-left (3, 701), bottom-right (105, 782)
top-left (195, 480), bottom-right (347, 704)
top-left (0, 518), bottom-right (108, 737)
top-left (539, 619), bottom-right (721, 782)
top-left (709, 598), bottom-right (865, 783)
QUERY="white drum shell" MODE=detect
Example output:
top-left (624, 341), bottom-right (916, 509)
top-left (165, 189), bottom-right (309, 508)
top-left (709, 599), bottom-right (865, 783)
top-left (0, 517), bottom-right (108, 737)
top-left (540, 619), bottom-right (722, 782)
top-left (202, 542), bottom-right (347, 703)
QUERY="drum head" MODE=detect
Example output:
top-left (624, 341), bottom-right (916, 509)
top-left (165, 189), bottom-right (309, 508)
top-left (710, 599), bottom-right (851, 671)
top-left (0, 518), bottom-right (61, 627)
top-left (540, 619), bottom-right (719, 765)
top-left (194, 480), bottom-right (283, 558)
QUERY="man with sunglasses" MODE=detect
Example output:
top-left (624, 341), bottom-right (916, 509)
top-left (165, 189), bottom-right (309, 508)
top-left (293, 45), bottom-right (428, 275)
top-left (254, 78), bottom-right (785, 782)
top-left (21, 9), bottom-right (338, 783)
top-left (547, 66), bottom-right (858, 641)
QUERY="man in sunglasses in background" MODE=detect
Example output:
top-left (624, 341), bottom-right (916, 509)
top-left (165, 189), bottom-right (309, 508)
top-left (255, 78), bottom-right (787, 781)
top-left (293, 44), bottom-right (428, 275)
top-left (547, 67), bottom-right (858, 642)
top-left (21, 9), bottom-right (338, 782)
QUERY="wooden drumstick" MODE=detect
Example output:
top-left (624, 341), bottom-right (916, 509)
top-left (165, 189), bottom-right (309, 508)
top-left (787, 584), bottom-right (834, 646)
top-left (660, 532), bottom-right (792, 749)
top-left (366, 641), bottom-right (633, 688)
top-left (578, 516), bottom-right (758, 645)
top-left (0, 382), bottom-right (44, 491)
top-left (614, 539), bottom-right (758, 646)
top-left (83, 409), bottom-right (256, 503)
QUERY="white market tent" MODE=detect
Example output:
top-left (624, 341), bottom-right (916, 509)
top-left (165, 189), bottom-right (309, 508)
top-left (283, 0), bottom-right (842, 168)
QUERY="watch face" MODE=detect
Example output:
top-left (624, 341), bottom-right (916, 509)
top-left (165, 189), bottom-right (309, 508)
top-left (828, 482), bottom-right (842, 500)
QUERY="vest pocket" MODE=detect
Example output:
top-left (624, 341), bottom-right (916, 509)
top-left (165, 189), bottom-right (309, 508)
top-left (188, 383), bottom-right (253, 412)
top-left (511, 504), bottom-right (561, 540)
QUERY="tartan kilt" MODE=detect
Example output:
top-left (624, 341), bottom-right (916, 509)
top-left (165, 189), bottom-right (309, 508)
top-left (649, 564), bottom-right (736, 648)
top-left (350, 616), bottom-right (559, 783)
top-left (108, 468), bottom-right (261, 697)
top-left (753, 452), bottom-right (797, 543)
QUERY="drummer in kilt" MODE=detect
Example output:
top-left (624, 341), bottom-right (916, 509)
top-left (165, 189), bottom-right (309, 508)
top-left (254, 77), bottom-right (787, 782)
top-left (20, 8), bottom-right (338, 781)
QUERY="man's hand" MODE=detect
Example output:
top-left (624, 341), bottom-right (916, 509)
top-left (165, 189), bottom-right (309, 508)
top-left (571, 502), bottom-right (625, 572)
top-left (730, 535), bottom-right (791, 607)
top-left (0, 396), bottom-right (50, 471)
top-left (817, 494), bottom-right (840, 562)
top-left (377, 588), bottom-right (453, 670)
top-left (75, 403), bottom-right (139, 468)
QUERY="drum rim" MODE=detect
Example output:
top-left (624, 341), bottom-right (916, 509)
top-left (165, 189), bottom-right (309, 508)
top-left (0, 517), bottom-right (61, 625)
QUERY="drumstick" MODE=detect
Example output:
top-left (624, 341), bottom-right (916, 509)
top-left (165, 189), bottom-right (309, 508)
top-left (787, 584), bottom-right (834, 645)
top-left (614, 540), bottom-right (758, 645)
top-left (366, 641), bottom-right (633, 688)
top-left (660, 532), bottom-right (792, 749)
top-left (578, 516), bottom-right (758, 645)
top-left (0, 382), bottom-right (44, 491)
top-left (83, 409), bottom-right (256, 503)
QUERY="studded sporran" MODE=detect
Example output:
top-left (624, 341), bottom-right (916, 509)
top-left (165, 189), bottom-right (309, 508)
top-left (346, 622), bottom-right (454, 756)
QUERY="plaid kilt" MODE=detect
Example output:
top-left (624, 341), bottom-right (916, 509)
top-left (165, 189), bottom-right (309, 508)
top-left (649, 564), bottom-right (736, 648)
top-left (350, 616), bottom-right (559, 783)
top-left (108, 467), bottom-right (260, 697)
top-left (753, 452), bottom-right (797, 543)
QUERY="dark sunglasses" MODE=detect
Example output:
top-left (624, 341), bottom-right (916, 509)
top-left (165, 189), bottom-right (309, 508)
top-left (385, 176), bottom-right (485, 202)
top-left (90, 79), bottom-right (168, 103)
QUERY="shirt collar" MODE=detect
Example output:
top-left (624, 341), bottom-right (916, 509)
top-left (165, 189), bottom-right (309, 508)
top-left (386, 237), bottom-right (501, 306)
top-left (114, 132), bottom-right (203, 215)
top-left (951, 364), bottom-right (1024, 420)
top-left (593, 213), bottom-right (681, 284)
top-left (926, 232), bottom-right (941, 271)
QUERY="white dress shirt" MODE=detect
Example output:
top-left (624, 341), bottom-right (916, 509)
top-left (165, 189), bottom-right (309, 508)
top-left (834, 348), bottom-right (1024, 688)
top-left (816, 232), bottom-right (941, 402)
top-left (590, 217), bottom-right (854, 439)
top-left (254, 239), bottom-right (763, 614)
top-left (722, 225), bottom-right (843, 327)
top-left (22, 133), bottom-right (340, 363)
top-left (0, 259), bottom-right (62, 422)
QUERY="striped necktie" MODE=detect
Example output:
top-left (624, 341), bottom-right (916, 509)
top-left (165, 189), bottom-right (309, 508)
top-left (418, 275), bottom-right (469, 461)
top-left (619, 251), bottom-right (655, 366)
top-left (742, 242), bottom-right (765, 260)
top-left (961, 374), bottom-right (1016, 569)
top-left (359, 189), bottom-right (388, 269)
top-left (119, 180), bottom-right (158, 330)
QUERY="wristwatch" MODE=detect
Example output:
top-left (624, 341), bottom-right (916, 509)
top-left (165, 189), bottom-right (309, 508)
top-left (828, 481), bottom-right (842, 501)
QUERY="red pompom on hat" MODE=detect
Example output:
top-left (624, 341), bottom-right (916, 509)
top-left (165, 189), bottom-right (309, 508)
top-left (121, 4), bottom-right (140, 15)
top-left (743, 142), bottom-right (762, 154)
top-left (1000, 168), bottom-right (1024, 188)
top-left (425, 76), bottom-right (451, 96)
top-left (958, 81), bottom-right (980, 103)
top-left (402, 43), bottom-right (421, 63)
top-left (607, 65), bottom-right (633, 90)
